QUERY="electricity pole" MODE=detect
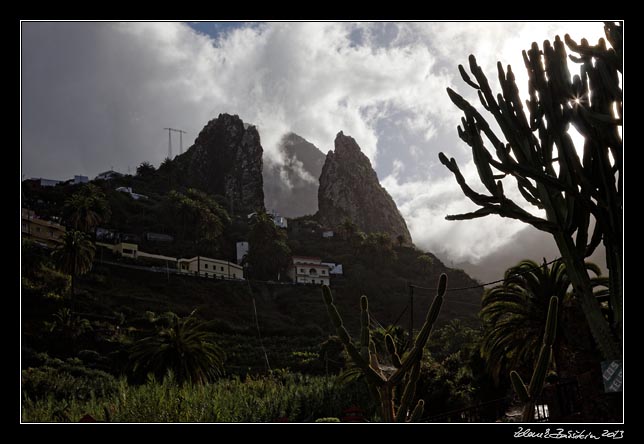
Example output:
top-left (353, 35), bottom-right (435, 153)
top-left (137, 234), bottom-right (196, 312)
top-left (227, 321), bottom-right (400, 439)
top-left (163, 127), bottom-right (188, 158)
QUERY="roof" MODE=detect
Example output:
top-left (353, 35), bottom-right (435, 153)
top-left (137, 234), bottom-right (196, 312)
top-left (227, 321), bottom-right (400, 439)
top-left (178, 256), bottom-right (243, 269)
top-left (292, 255), bottom-right (322, 261)
top-left (291, 262), bottom-right (331, 268)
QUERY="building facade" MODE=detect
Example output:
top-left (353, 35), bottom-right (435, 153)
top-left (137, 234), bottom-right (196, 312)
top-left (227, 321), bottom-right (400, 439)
top-left (22, 208), bottom-right (66, 248)
top-left (287, 256), bottom-right (331, 285)
top-left (178, 256), bottom-right (244, 280)
top-left (95, 170), bottom-right (123, 181)
top-left (39, 178), bottom-right (61, 187)
top-left (236, 241), bottom-right (249, 265)
top-left (115, 186), bottom-right (148, 200)
top-left (96, 241), bottom-right (138, 259)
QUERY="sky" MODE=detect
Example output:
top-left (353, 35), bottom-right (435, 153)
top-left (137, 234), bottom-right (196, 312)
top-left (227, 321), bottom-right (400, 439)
top-left (20, 21), bottom-right (610, 281)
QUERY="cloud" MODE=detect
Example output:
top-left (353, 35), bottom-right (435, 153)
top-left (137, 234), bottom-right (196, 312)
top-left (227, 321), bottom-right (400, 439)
top-left (21, 22), bottom-right (458, 179)
top-left (21, 21), bottom-right (610, 267)
top-left (381, 159), bottom-right (530, 263)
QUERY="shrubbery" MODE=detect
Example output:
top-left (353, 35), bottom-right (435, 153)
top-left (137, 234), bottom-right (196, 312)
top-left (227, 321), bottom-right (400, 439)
top-left (22, 371), bottom-right (373, 423)
top-left (22, 353), bottom-right (119, 402)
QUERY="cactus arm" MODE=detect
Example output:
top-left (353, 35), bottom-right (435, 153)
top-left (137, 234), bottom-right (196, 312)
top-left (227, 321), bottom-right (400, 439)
top-left (510, 371), bottom-right (530, 403)
top-left (360, 295), bottom-right (370, 360)
top-left (385, 334), bottom-right (402, 368)
top-left (395, 360), bottom-right (421, 422)
top-left (322, 276), bottom-right (450, 422)
top-left (408, 400), bottom-right (425, 423)
top-left (510, 295), bottom-right (559, 422)
top-left (390, 274), bottom-right (447, 385)
top-left (322, 286), bottom-right (384, 385)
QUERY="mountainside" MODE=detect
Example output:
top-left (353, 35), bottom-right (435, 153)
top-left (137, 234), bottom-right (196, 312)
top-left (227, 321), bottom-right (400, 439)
top-left (318, 132), bottom-right (413, 244)
top-left (175, 113), bottom-right (265, 214)
top-left (263, 133), bottom-right (326, 217)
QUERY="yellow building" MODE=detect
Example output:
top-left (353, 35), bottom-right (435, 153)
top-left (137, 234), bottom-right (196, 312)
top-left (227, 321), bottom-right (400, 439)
top-left (21, 208), bottom-right (66, 248)
top-left (178, 256), bottom-right (244, 280)
top-left (95, 241), bottom-right (138, 259)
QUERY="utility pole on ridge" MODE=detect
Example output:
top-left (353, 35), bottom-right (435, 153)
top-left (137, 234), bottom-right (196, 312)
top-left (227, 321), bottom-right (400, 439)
top-left (163, 127), bottom-right (188, 158)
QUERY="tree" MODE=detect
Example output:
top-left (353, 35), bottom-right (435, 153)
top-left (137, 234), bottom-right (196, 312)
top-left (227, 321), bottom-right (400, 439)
top-left (361, 232), bottom-right (397, 266)
top-left (245, 211), bottom-right (291, 281)
top-left (136, 161), bottom-right (156, 177)
top-left (439, 23), bottom-right (622, 360)
top-left (62, 184), bottom-right (111, 233)
top-left (167, 189), bottom-right (230, 244)
top-left (51, 230), bottom-right (95, 310)
top-left (396, 234), bottom-right (405, 248)
top-left (480, 259), bottom-right (605, 384)
top-left (338, 218), bottom-right (357, 241)
top-left (46, 308), bottom-right (93, 353)
top-left (129, 311), bottom-right (225, 385)
top-left (158, 158), bottom-right (180, 191)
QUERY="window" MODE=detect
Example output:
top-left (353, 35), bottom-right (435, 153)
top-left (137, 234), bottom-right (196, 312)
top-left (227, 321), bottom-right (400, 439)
top-left (22, 223), bottom-right (27, 230)
top-left (205, 272), bottom-right (209, 278)
top-left (321, 270), bottom-right (326, 274)
top-left (309, 268), bottom-right (317, 275)
top-left (205, 264), bottom-right (208, 269)
top-left (221, 266), bottom-right (224, 271)
top-left (49, 230), bottom-right (54, 236)
top-left (299, 268), bottom-right (305, 273)
top-left (122, 249), bottom-right (132, 254)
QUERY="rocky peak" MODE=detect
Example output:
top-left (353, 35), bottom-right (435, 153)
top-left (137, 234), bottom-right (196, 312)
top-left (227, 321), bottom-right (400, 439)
top-left (263, 132), bottom-right (326, 218)
top-left (178, 113), bottom-right (265, 214)
top-left (318, 132), bottom-right (413, 245)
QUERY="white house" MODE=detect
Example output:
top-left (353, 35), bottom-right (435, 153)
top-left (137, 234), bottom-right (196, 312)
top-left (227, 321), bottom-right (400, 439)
top-left (287, 256), bottom-right (331, 285)
top-left (248, 211), bottom-right (288, 229)
top-left (271, 214), bottom-right (288, 229)
top-left (73, 175), bottom-right (89, 184)
top-left (236, 241), bottom-right (249, 265)
top-left (322, 231), bottom-right (334, 238)
top-left (39, 178), bottom-right (61, 187)
top-left (321, 262), bottom-right (344, 275)
top-left (177, 256), bottom-right (245, 280)
top-left (95, 170), bottom-right (123, 181)
top-left (116, 186), bottom-right (149, 200)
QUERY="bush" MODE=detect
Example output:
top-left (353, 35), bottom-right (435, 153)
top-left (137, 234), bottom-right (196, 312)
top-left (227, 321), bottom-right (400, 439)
top-left (22, 355), bottom-right (119, 402)
top-left (22, 371), bottom-right (375, 423)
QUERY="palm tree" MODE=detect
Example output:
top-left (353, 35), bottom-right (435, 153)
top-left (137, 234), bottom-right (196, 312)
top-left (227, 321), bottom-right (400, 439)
top-left (129, 311), bottom-right (225, 385)
top-left (51, 230), bottom-right (95, 310)
top-left (62, 184), bottom-right (111, 233)
top-left (480, 259), bottom-right (604, 384)
top-left (46, 307), bottom-right (93, 354)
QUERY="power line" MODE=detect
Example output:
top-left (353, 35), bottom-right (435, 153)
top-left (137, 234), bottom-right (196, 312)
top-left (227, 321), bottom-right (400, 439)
top-left (409, 257), bottom-right (562, 293)
top-left (384, 304), bottom-right (409, 336)
top-left (245, 279), bottom-right (271, 373)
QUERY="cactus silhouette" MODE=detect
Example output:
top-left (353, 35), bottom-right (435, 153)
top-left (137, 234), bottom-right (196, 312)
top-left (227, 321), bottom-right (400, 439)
top-left (322, 273), bottom-right (448, 422)
top-left (439, 23), bottom-right (622, 361)
top-left (510, 295), bottom-right (559, 422)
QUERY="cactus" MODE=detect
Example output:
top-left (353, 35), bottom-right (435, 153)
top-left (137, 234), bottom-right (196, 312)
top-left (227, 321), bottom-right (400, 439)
top-left (440, 23), bottom-right (622, 361)
top-left (322, 273), bottom-right (448, 422)
top-left (510, 296), bottom-right (559, 422)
